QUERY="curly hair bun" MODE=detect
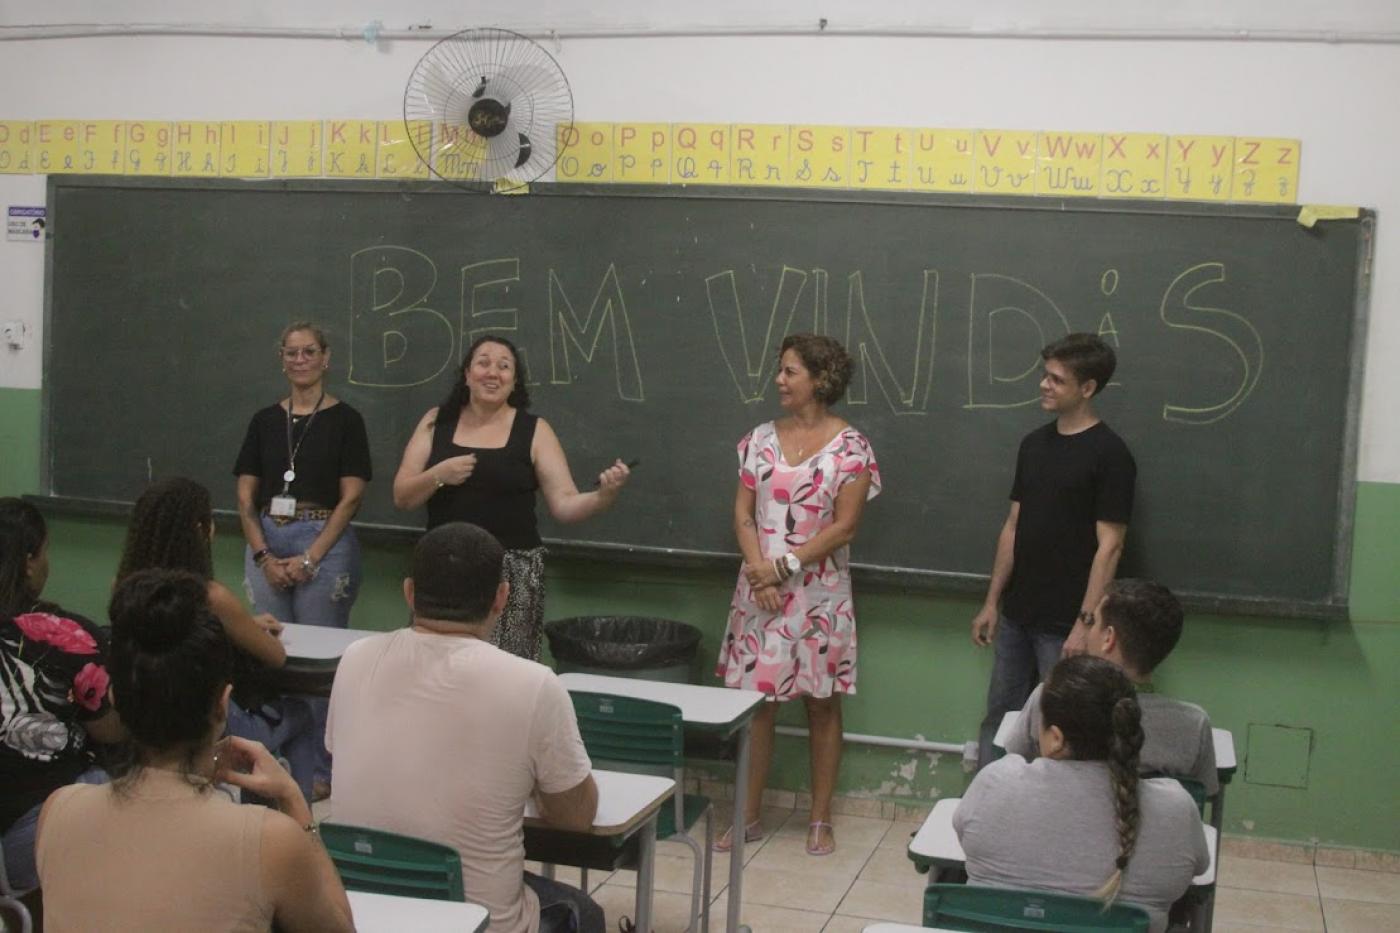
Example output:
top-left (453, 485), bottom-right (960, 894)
top-left (109, 569), bottom-right (208, 653)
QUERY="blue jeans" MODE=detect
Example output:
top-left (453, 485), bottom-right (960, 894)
top-left (225, 698), bottom-right (320, 803)
top-left (977, 613), bottom-right (1066, 770)
top-left (524, 871), bottom-right (605, 933)
top-left (2, 766), bottom-right (107, 892)
top-left (244, 515), bottom-right (362, 786)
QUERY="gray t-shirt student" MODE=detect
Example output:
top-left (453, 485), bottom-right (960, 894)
top-left (1004, 683), bottom-right (1219, 795)
top-left (954, 755), bottom-right (1210, 933)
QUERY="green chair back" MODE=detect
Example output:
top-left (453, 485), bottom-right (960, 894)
top-left (570, 691), bottom-right (685, 773)
top-left (924, 884), bottom-right (1151, 932)
top-left (319, 822), bottom-right (465, 902)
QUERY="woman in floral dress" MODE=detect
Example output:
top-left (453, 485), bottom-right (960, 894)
top-left (715, 334), bottom-right (881, 856)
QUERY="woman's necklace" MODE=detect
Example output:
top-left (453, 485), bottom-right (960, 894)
top-left (791, 417), bottom-right (829, 461)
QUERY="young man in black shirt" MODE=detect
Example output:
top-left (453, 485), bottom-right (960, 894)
top-left (970, 333), bottom-right (1136, 769)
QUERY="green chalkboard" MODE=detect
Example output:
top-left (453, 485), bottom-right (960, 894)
top-left (42, 177), bottom-right (1372, 618)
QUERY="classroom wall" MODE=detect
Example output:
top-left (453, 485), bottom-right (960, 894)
top-left (1, 1), bottom-right (1397, 853)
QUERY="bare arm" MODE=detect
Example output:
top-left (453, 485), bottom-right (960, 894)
top-left (308, 476), bottom-right (364, 565)
top-left (219, 737), bottom-right (353, 933)
top-left (393, 408), bottom-right (456, 510)
top-left (537, 773), bottom-right (599, 833)
top-left (236, 474), bottom-right (268, 553)
top-left (1078, 519), bottom-right (1126, 617)
top-left (534, 419), bottom-right (629, 524)
top-left (733, 481), bottom-right (781, 613)
top-left (208, 580), bottom-right (287, 668)
top-left (971, 502), bottom-right (1020, 646)
top-left (238, 474), bottom-right (294, 590)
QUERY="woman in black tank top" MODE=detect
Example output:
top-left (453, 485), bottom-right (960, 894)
top-left (393, 335), bottom-right (632, 660)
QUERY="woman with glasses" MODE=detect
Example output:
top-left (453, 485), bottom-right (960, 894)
top-left (233, 322), bottom-right (372, 799)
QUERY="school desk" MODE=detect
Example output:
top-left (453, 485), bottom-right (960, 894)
top-left (557, 672), bottom-right (766, 933)
top-left (345, 889), bottom-right (489, 933)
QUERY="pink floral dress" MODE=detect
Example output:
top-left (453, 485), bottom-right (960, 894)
top-left (716, 422), bottom-right (881, 700)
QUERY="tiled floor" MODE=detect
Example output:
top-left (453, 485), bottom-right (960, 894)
top-left (317, 797), bottom-right (1400, 932)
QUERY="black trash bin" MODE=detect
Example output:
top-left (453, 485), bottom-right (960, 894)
top-left (545, 616), bottom-right (702, 683)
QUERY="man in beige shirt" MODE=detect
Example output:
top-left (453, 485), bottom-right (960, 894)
top-left (327, 523), bottom-right (602, 933)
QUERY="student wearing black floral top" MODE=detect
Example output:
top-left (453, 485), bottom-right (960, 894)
top-left (0, 498), bottom-right (123, 893)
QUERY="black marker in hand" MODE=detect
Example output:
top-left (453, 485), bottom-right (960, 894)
top-left (593, 459), bottom-right (640, 487)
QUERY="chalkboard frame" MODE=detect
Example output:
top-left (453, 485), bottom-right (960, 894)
top-left (39, 175), bottom-right (1373, 621)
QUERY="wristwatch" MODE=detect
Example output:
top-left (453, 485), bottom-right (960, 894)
top-left (782, 552), bottom-right (801, 576)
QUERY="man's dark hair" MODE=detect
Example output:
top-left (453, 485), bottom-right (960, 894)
top-left (1100, 578), bottom-right (1184, 675)
top-left (411, 523), bottom-right (505, 623)
top-left (1041, 333), bottom-right (1116, 397)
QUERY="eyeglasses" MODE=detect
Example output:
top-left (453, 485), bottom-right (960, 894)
top-left (281, 346), bottom-right (323, 361)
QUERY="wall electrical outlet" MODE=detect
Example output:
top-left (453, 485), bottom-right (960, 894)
top-left (2, 321), bottom-right (27, 349)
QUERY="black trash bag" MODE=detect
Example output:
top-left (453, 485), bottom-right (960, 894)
top-left (544, 616), bottom-right (702, 670)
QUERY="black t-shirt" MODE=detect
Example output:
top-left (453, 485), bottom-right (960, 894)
top-left (1002, 420), bottom-right (1136, 634)
top-left (425, 407), bottom-right (542, 549)
top-left (0, 605), bottom-right (112, 832)
top-left (233, 402), bottom-right (373, 510)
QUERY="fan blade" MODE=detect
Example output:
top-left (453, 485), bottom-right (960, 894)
top-left (471, 75), bottom-right (488, 99)
top-left (515, 133), bottom-right (533, 168)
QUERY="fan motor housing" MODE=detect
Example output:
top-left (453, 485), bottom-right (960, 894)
top-left (468, 98), bottom-right (510, 138)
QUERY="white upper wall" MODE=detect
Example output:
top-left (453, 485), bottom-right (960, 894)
top-left (2, 1), bottom-right (1398, 480)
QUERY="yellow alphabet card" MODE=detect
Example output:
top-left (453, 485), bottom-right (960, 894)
top-left (0, 122), bottom-right (32, 174)
top-left (171, 122), bottom-right (222, 177)
top-left (670, 123), bottom-right (731, 185)
top-left (324, 120), bottom-right (378, 178)
top-left (849, 127), bottom-right (912, 191)
top-left (1100, 133), bottom-right (1167, 199)
top-left (433, 122), bottom-right (488, 181)
top-left (973, 129), bottom-right (1038, 195)
top-left (123, 122), bottom-right (172, 175)
top-left (730, 124), bottom-right (789, 186)
top-left (376, 120), bottom-right (431, 179)
top-left (32, 121), bottom-right (83, 174)
top-left (909, 129), bottom-right (974, 193)
top-left (1232, 137), bottom-right (1301, 204)
top-left (219, 121), bottom-right (270, 178)
top-left (614, 122), bottom-right (670, 184)
top-left (555, 122), bottom-right (612, 182)
top-left (1035, 131), bottom-right (1103, 197)
top-left (270, 122), bottom-right (322, 177)
top-left (1166, 135), bottom-right (1234, 201)
top-left (790, 126), bottom-right (851, 188)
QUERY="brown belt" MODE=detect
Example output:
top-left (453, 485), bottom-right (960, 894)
top-left (264, 508), bottom-right (333, 525)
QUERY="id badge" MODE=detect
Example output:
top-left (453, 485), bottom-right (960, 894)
top-left (269, 494), bottom-right (297, 517)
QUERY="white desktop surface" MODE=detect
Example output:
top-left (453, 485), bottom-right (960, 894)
top-left (346, 890), bottom-right (488, 933)
top-left (558, 673), bottom-right (764, 729)
top-left (279, 622), bottom-right (377, 661)
top-left (524, 769), bottom-right (674, 836)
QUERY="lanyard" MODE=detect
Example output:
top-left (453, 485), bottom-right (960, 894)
top-left (282, 393), bottom-right (325, 493)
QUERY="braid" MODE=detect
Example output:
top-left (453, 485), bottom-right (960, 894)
top-left (1096, 694), bottom-right (1145, 904)
top-left (116, 478), bottom-right (214, 583)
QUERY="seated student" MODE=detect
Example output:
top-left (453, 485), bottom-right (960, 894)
top-left (1002, 578), bottom-right (1218, 796)
top-left (114, 477), bottom-right (323, 800)
top-left (328, 522), bottom-right (604, 933)
top-left (955, 655), bottom-right (1209, 933)
top-left (36, 569), bottom-right (353, 932)
top-left (0, 498), bottom-right (123, 897)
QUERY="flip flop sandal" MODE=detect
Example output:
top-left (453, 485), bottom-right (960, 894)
top-left (806, 820), bottom-right (836, 856)
top-left (713, 818), bottom-right (764, 852)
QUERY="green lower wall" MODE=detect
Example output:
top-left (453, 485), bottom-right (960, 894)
top-left (3, 386), bottom-right (1397, 852)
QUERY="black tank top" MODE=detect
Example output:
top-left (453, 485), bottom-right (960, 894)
top-left (425, 408), bottom-right (541, 548)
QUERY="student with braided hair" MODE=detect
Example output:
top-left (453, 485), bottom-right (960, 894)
top-left (116, 478), bottom-right (323, 801)
top-left (954, 655), bottom-right (1208, 933)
